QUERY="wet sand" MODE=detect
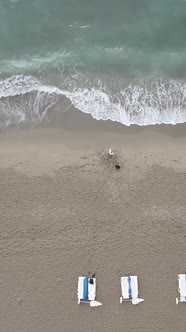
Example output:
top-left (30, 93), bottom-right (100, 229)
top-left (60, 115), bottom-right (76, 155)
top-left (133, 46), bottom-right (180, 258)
top-left (0, 109), bottom-right (186, 332)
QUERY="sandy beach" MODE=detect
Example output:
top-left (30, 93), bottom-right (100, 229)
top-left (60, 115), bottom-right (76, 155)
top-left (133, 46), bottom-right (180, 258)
top-left (0, 109), bottom-right (186, 332)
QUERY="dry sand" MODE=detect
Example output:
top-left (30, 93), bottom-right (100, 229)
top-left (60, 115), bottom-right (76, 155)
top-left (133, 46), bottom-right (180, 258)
top-left (0, 109), bottom-right (186, 332)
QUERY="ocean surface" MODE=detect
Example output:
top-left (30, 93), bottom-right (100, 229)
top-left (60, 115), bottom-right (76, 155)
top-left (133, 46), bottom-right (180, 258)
top-left (0, 0), bottom-right (186, 130)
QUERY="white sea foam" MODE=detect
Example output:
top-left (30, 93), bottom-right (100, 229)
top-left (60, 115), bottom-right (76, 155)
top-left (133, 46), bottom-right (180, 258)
top-left (64, 79), bottom-right (186, 125)
top-left (0, 74), bottom-right (186, 131)
top-left (80, 25), bottom-right (90, 29)
top-left (0, 75), bottom-right (41, 98)
top-left (0, 75), bottom-right (60, 129)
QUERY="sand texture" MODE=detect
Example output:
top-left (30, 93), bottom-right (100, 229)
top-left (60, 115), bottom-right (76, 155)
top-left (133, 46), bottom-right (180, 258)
top-left (0, 110), bottom-right (186, 332)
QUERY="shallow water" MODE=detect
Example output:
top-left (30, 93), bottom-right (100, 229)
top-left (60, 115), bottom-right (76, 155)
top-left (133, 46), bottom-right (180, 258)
top-left (0, 0), bottom-right (186, 128)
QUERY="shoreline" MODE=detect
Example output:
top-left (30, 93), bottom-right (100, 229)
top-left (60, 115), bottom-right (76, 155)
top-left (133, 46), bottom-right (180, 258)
top-left (1, 108), bottom-right (185, 175)
top-left (43, 107), bottom-right (186, 135)
top-left (0, 109), bottom-right (186, 331)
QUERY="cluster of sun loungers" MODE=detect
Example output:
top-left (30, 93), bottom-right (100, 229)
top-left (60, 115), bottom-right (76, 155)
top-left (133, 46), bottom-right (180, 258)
top-left (78, 274), bottom-right (186, 307)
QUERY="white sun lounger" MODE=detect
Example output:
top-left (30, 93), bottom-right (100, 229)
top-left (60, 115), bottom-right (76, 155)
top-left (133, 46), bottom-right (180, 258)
top-left (120, 275), bottom-right (144, 305)
top-left (77, 276), bottom-right (102, 307)
top-left (176, 274), bottom-right (186, 304)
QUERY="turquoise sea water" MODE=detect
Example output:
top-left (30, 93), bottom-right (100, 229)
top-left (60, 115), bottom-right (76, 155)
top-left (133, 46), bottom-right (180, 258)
top-left (0, 0), bottom-right (186, 128)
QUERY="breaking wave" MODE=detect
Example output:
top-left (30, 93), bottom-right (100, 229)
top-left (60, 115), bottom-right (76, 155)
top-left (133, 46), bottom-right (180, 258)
top-left (0, 73), bottom-right (186, 132)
